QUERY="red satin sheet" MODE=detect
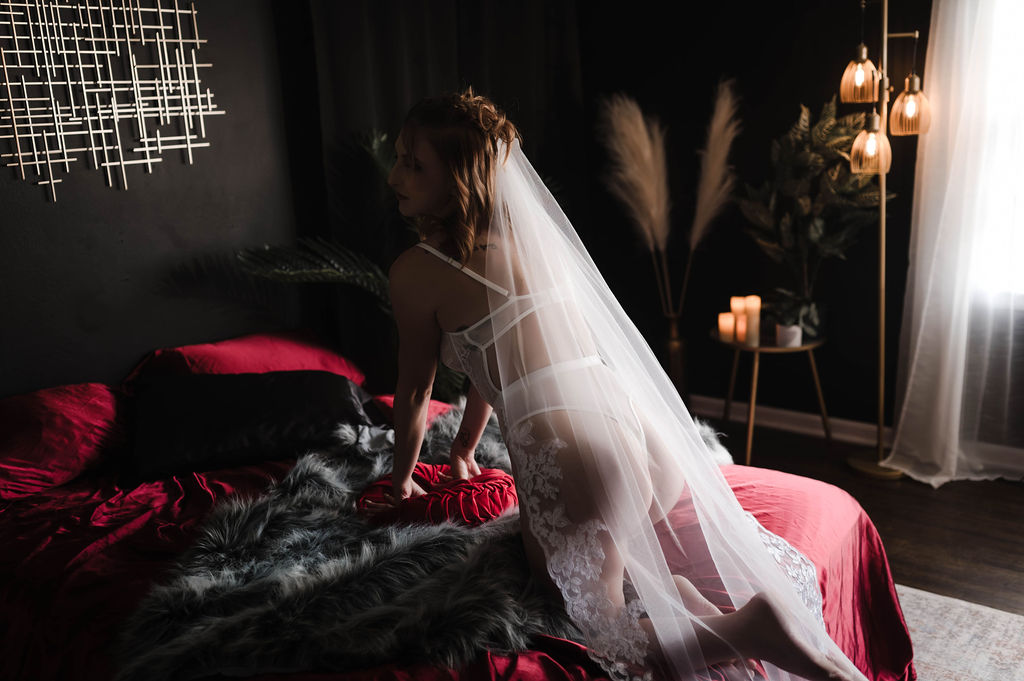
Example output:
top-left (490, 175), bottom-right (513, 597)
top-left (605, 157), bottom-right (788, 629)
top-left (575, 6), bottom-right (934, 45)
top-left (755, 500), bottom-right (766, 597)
top-left (0, 463), bottom-right (914, 681)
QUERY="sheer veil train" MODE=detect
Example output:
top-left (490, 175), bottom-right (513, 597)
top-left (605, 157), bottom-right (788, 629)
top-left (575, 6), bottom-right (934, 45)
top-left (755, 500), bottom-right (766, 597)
top-left (479, 138), bottom-right (868, 681)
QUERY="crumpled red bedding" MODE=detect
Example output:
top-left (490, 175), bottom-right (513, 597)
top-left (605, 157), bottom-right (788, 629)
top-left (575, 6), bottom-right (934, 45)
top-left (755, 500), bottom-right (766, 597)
top-left (0, 458), bottom-right (914, 681)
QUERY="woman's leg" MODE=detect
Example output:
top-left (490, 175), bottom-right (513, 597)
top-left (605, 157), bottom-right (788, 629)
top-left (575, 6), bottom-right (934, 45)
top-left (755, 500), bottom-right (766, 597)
top-left (514, 411), bottom-right (860, 681)
top-left (675, 593), bottom-right (859, 681)
top-left (633, 415), bottom-right (860, 681)
top-left (517, 501), bottom-right (564, 604)
top-left (513, 410), bottom-right (650, 671)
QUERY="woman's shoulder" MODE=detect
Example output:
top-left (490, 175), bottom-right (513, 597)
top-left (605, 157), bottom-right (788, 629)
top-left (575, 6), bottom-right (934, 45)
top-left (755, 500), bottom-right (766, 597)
top-left (392, 237), bottom-right (463, 274)
top-left (389, 242), bottom-right (452, 304)
top-left (389, 243), bottom-right (431, 279)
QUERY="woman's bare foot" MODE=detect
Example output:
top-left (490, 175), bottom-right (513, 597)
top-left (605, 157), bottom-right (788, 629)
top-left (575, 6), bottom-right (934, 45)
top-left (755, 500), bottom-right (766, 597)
top-left (672, 575), bottom-right (723, 617)
top-left (640, 586), bottom-right (863, 681)
top-left (670, 576), bottom-right (760, 677)
top-left (731, 593), bottom-right (861, 681)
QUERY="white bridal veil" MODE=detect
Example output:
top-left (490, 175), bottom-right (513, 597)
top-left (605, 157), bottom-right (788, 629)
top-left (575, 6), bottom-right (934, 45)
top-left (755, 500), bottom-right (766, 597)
top-left (477, 139), bottom-right (867, 681)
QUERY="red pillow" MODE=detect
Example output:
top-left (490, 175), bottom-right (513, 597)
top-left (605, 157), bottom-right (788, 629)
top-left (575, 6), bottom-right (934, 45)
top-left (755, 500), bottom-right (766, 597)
top-left (370, 395), bottom-right (455, 427)
top-left (122, 330), bottom-right (365, 387)
top-left (0, 383), bottom-right (120, 499)
top-left (357, 462), bottom-right (518, 526)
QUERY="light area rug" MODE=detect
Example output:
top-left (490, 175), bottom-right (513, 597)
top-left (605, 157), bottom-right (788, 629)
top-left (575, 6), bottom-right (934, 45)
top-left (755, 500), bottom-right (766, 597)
top-left (896, 584), bottom-right (1024, 681)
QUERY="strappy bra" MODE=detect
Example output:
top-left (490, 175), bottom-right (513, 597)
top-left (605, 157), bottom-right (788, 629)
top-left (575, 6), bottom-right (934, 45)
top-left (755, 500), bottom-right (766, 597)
top-left (416, 242), bottom-right (563, 402)
top-left (416, 243), bottom-right (635, 436)
top-left (416, 242), bottom-right (510, 298)
top-left (417, 242), bottom-right (562, 343)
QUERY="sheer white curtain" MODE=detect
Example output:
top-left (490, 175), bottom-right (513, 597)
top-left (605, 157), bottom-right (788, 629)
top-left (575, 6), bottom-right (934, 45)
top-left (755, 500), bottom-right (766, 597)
top-left (884, 0), bottom-right (1024, 486)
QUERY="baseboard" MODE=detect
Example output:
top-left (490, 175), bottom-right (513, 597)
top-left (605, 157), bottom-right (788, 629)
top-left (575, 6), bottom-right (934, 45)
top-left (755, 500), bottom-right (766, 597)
top-left (687, 394), bottom-right (893, 447)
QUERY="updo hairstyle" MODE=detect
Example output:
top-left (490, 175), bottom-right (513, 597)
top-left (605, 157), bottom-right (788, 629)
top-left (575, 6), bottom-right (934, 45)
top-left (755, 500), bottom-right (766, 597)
top-left (401, 87), bottom-right (520, 265)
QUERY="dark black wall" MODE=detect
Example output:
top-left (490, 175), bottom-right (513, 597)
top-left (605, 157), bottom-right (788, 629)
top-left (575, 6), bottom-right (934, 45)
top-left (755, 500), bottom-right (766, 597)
top-left (1, 0), bottom-right (933, 428)
top-left (0, 0), bottom-right (303, 398)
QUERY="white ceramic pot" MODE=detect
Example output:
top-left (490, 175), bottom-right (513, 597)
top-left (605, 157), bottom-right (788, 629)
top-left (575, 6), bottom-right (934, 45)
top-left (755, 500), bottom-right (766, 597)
top-left (775, 323), bottom-right (802, 347)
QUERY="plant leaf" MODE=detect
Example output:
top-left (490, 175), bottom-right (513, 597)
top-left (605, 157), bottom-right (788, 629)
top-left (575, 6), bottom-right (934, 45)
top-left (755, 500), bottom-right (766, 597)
top-left (739, 199), bottom-right (774, 230)
top-left (236, 237), bottom-right (391, 312)
top-left (750, 235), bottom-right (787, 263)
top-left (808, 217), bottom-right (825, 244)
top-left (811, 97), bottom-right (837, 146)
top-left (787, 104), bottom-right (811, 146)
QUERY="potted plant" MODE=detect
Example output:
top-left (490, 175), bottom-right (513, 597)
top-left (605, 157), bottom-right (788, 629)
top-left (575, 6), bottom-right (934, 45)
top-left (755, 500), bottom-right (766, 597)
top-left (768, 288), bottom-right (811, 347)
top-left (738, 96), bottom-right (892, 339)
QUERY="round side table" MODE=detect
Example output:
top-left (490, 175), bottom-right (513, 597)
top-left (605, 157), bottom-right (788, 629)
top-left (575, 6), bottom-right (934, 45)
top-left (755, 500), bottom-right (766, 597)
top-left (710, 331), bottom-right (831, 465)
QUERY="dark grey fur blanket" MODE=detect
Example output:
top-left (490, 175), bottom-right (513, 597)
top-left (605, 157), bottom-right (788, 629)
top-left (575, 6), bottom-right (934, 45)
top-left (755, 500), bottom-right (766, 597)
top-left (114, 408), bottom-right (580, 681)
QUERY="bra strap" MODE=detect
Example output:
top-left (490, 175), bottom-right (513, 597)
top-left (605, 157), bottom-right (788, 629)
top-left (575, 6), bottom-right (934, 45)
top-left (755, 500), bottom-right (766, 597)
top-left (416, 243), bottom-right (510, 297)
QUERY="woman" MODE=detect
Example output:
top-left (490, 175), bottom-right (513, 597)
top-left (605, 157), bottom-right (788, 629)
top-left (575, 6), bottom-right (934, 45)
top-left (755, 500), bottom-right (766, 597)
top-left (380, 88), bottom-right (866, 681)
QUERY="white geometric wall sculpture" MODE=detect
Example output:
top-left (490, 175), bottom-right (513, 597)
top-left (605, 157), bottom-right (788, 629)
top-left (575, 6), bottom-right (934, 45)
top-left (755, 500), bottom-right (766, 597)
top-left (0, 0), bottom-right (224, 201)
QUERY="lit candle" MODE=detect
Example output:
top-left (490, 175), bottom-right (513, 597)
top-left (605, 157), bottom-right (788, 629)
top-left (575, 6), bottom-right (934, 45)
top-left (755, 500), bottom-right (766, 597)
top-left (744, 295), bottom-right (761, 345)
top-left (718, 312), bottom-right (735, 342)
top-left (730, 296), bottom-right (746, 317)
top-left (735, 314), bottom-right (748, 343)
top-left (743, 295), bottom-right (762, 317)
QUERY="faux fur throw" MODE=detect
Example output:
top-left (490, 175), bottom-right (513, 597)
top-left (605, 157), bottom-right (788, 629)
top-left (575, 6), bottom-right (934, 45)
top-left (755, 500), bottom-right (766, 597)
top-left (114, 405), bottom-right (733, 681)
top-left (114, 408), bottom-right (579, 681)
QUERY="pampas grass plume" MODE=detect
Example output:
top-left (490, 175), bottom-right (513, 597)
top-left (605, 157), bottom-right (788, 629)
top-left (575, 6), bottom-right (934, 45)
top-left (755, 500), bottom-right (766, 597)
top-left (690, 79), bottom-right (741, 252)
top-left (599, 95), bottom-right (671, 253)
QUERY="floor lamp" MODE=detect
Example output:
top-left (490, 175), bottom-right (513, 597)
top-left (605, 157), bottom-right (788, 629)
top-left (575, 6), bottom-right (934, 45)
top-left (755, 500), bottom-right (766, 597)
top-left (839, 0), bottom-right (931, 478)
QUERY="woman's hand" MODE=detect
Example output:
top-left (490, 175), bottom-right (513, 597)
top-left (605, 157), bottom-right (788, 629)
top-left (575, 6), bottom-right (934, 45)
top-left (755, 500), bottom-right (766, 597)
top-left (363, 476), bottom-right (428, 517)
top-left (390, 477), bottom-right (428, 504)
top-left (444, 448), bottom-right (482, 482)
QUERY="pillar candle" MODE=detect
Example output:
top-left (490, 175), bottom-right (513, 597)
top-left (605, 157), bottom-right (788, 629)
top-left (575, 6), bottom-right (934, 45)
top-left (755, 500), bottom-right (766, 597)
top-left (744, 295), bottom-right (761, 345)
top-left (735, 314), bottom-right (748, 343)
top-left (718, 312), bottom-right (735, 342)
top-left (743, 295), bottom-right (762, 317)
top-left (730, 296), bottom-right (746, 317)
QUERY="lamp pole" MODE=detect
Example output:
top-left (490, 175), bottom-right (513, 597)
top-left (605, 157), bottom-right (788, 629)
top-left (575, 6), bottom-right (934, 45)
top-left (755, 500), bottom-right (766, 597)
top-left (847, 0), bottom-right (915, 479)
top-left (879, 0), bottom-right (890, 467)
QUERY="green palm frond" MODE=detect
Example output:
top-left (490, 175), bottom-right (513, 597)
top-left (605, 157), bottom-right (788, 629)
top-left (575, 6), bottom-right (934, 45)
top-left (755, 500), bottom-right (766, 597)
top-left (162, 252), bottom-right (297, 322)
top-left (236, 237), bottom-right (390, 312)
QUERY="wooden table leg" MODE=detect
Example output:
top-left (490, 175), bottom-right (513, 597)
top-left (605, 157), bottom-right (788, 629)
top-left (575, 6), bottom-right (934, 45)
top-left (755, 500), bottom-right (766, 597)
top-left (745, 350), bottom-right (760, 466)
top-left (724, 349), bottom-right (740, 421)
top-left (807, 349), bottom-right (832, 441)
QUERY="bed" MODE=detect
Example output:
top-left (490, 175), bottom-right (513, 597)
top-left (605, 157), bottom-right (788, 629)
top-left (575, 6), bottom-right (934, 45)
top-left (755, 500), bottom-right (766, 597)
top-left (0, 331), bottom-right (916, 681)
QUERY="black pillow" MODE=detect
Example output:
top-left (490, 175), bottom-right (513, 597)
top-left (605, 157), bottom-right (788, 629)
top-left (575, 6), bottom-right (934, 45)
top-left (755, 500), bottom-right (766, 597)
top-left (126, 370), bottom-right (384, 481)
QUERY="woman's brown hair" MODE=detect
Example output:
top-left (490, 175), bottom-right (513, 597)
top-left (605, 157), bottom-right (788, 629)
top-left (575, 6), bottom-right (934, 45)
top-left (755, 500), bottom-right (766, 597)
top-left (401, 87), bottom-right (520, 265)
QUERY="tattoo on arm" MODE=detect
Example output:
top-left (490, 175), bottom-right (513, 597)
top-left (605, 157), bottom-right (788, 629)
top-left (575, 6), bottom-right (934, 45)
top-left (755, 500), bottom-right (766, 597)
top-left (457, 429), bottom-right (473, 449)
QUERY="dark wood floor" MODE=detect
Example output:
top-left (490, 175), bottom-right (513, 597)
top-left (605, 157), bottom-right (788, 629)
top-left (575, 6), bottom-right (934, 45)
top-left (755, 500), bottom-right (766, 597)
top-left (704, 418), bottom-right (1024, 616)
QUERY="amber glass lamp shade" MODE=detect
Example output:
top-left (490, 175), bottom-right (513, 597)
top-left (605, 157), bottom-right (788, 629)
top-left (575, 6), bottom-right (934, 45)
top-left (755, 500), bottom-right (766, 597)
top-left (840, 44), bottom-right (879, 103)
top-left (890, 75), bottom-right (932, 135)
top-left (851, 113), bottom-right (892, 174)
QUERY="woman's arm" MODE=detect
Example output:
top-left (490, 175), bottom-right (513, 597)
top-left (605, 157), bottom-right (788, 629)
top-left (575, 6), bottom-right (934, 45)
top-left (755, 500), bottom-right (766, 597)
top-left (389, 253), bottom-right (441, 501)
top-left (449, 383), bottom-right (491, 480)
